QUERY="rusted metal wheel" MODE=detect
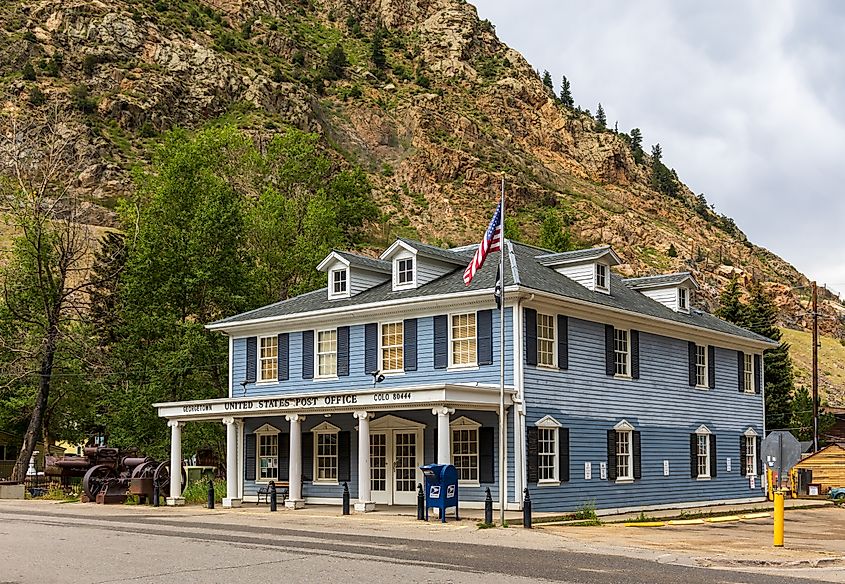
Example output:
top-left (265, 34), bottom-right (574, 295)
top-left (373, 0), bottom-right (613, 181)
top-left (130, 461), bottom-right (156, 479)
top-left (83, 464), bottom-right (116, 500)
top-left (153, 462), bottom-right (186, 495)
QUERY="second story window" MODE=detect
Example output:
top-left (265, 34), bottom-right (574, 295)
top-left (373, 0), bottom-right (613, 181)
top-left (451, 312), bottom-right (477, 367)
top-left (397, 258), bottom-right (414, 286)
top-left (596, 263), bottom-right (608, 291)
top-left (679, 287), bottom-right (689, 311)
top-left (317, 329), bottom-right (337, 378)
top-left (331, 269), bottom-right (348, 297)
top-left (259, 336), bottom-right (278, 382)
top-left (537, 313), bottom-right (555, 367)
top-left (614, 328), bottom-right (630, 376)
top-left (695, 344), bottom-right (707, 387)
top-left (744, 353), bottom-right (754, 393)
top-left (381, 322), bottom-right (404, 372)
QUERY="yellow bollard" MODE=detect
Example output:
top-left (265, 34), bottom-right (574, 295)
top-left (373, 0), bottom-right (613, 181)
top-left (766, 469), bottom-right (774, 501)
top-left (773, 490), bottom-right (784, 547)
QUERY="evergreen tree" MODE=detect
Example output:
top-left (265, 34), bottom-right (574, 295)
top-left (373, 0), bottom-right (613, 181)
top-left (595, 103), bottom-right (606, 129)
top-left (667, 243), bottom-right (677, 258)
top-left (559, 75), bottom-right (573, 107)
top-left (371, 27), bottom-right (386, 70)
top-left (791, 385), bottom-right (835, 442)
top-left (649, 143), bottom-right (678, 197)
top-left (542, 70), bottom-right (554, 92)
top-left (325, 43), bottom-right (348, 80)
top-left (539, 210), bottom-right (574, 252)
top-left (715, 275), bottom-right (749, 327)
top-left (630, 128), bottom-right (644, 163)
top-left (651, 143), bottom-right (662, 164)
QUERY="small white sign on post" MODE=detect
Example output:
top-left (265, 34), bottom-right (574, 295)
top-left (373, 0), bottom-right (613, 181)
top-left (663, 460), bottom-right (670, 476)
top-left (726, 457), bottom-right (732, 473)
top-left (599, 462), bottom-right (607, 480)
top-left (750, 476), bottom-right (756, 489)
top-left (584, 462), bottom-right (592, 480)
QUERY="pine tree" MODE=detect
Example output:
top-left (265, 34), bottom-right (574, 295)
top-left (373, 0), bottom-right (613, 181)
top-left (542, 70), bottom-right (554, 92)
top-left (630, 128), bottom-right (644, 163)
top-left (595, 103), bottom-right (606, 129)
top-left (371, 27), bottom-right (386, 69)
top-left (651, 143), bottom-right (662, 164)
top-left (325, 43), bottom-right (348, 80)
top-left (667, 243), bottom-right (677, 258)
top-left (715, 275), bottom-right (748, 328)
top-left (559, 75), bottom-right (573, 107)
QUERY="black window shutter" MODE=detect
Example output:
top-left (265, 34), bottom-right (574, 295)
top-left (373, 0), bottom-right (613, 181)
top-left (337, 326), bottom-right (350, 377)
top-left (710, 434), bottom-right (718, 478)
top-left (557, 315), bottom-right (569, 370)
top-left (525, 308), bottom-right (538, 366)
top-left (338, 431), bottom-right (351, 482)
top-left (526, 426), bottom-right (539, 484)
top-left (479, 427), bottom-right (495, 483)
top-left (244, 433), bottom-right (256, 481)
top-left (477, 309), bottom-right (493, 365)
top-left (302, 331), bottom-right (314, 379)
top-left (245, 337), bottom-right (257, 383)
top-left (559, 427), bottom-right (570, 482)
top-left (756, 436), bottom-right (763, 476)
top-left (433, 315), bottom-right (448, 369)
top-left (630, 330), bottom-right (640, 379)
top-left (739, 435), bottom-right (747, 477)
top-left (737, 351), bottom-right (745, 392)
top-left (364, 323), bottom-right (378, 373)
top-left (606, 430), bottom-right (617, 481)
top-left (708, 345), bottom-right (716, 389)
top-left (688, 342), bottom-right (697, 387)
top-left (279, 433), bottom-right (290, 481)
top-left (604, 325), bottom-right (615, 376)
top-left (278, 333), bottom-right (289, 382)
top-left (690, 434), bottom-right (698, 478)
top-left (301, 431), bottom-right (313, 482)
top-left (754, 354), bottom-right (762, 394)
top-left (403, 318), bottom-right (417, 371)
top-left (632, 430), bottom-right (642, 480)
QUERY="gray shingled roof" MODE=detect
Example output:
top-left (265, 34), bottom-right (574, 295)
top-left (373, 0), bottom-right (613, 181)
top-left (210, 239), bottom-right (773, 345)
top-left (394, 237), bottom-right (471, 265)
top-left (536, 245), bottom-right (616, 266)
top-left (333, 251), bottom-right (391, 274)
top-left (623, 272), bottom-right (697, 290)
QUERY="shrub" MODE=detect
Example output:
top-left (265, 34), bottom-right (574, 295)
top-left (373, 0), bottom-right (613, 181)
top-left (28, 86), bottom-right (46, 105)
top-left (82, 54), bottom-right (100, 76)
top-left (415, 72), bottom-right (431, 89)
top-left (182, 478), bottom-right (226, 505)
top-left (292, 51), bottom-right (305, 67)
top-left (70, 85), bottom-right (96, 113)
top-left (22, 61), bottom-right (36, 81)
top-left (667, 243), bottom-right (678, 257)
top-left (573, 500), bottom-right (599, 522)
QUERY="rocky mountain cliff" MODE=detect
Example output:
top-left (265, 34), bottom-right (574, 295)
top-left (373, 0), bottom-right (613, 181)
top-left (2, 0), bottom-right (843, 337)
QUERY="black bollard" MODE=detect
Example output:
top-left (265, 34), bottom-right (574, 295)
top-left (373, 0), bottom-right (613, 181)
top-left (523, 488), bottom-right (532, 529)
top-left (484, 487), bottom-right (493, 525)
top-left (207, 479), bottom-right (215, 510)
top-left (152, 480), bottom-right (160, 507)
top-left (342, 482), bottom-right (350, 515)
top-left (417, 483), bottom-right (425, 521)
top-left (269, 480), bottom-right (277, 512)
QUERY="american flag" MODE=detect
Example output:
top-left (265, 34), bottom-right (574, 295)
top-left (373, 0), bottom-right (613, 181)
top-left (463, 201), bottom-right (502, 286)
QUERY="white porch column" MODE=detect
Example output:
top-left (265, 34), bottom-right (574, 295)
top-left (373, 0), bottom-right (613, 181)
top-left (285, 414), bottom-right (305, 509)
top-left (222, 417), bottom-right (241, 508)
top-left (353, 411), bottom-right (375, 512)
top-left (166, 420), bottom-right (185, 506)
top-left (432, 406), bottom-right (455, 464)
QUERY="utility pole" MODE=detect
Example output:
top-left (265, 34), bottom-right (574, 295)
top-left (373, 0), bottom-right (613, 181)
top-left (812, 282), bottom-right (819, 452)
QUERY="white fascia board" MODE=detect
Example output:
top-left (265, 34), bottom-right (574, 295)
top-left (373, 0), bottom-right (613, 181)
top-left (206, 286), bottom-right (520, 336)
top-left (316, 252), bottom-right (350, 273)
top-left (519, 288), bottom-right (775, 351)
top-left (379, 239), bottom-right (417, 261)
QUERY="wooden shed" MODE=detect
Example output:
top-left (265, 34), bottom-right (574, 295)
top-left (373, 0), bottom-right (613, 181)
top-left (793, 443), bottom-right (845, 494)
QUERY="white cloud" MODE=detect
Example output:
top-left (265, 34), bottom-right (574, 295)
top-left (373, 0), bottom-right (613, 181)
top-left (473, 0), bottom-right (845, 293)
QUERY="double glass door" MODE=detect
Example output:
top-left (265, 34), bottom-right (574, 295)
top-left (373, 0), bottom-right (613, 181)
top-left (370, 430), bottom-right (421, 505)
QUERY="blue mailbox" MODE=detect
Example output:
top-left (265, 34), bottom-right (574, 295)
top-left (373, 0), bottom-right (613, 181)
top-left (420, 463), bottom-right (459, 522)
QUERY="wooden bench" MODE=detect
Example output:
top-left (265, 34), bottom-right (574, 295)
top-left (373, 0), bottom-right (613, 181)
top-left (257, 482), bottom-right (289, 505)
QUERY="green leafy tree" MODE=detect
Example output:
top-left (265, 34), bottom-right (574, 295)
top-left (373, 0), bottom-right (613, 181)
top-left (595, 103), bottom-right (606, 129)
top-left (559, 75), bottom-right (573, 107)
top-left (791, 385), bottom-right (835, 443)
top-left (325, 43), bottom-right (348, 80)
top-left (542, 70), bottom-right (553, 92)
top-left (539, 210), bottom-right (574, 252)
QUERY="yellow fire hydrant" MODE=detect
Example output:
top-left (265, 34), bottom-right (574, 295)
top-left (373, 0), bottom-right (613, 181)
top-left (773, 490), bottom-right (785, 547)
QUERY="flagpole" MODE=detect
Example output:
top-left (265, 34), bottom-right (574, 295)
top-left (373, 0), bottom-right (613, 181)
top-left (498, 177), bottom-right (506, 527)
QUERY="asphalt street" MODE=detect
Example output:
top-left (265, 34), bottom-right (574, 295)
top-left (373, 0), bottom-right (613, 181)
top-left (0, 506), bottom-right (829, 584)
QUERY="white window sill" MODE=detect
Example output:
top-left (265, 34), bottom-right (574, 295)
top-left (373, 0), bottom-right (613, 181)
top-left (458, 480), bottom-right (480, 488)
top-left (615, 477), bottom-right (635, 484)
top-left (313, 480), bottom-right (339, 486)
top-left (744, 390), bottom-right (756, 395)
top-left (536, 364), bottom-right (558, 371)
top-left (448, 364), bottom-right (479, 372)
top-left (695, 385), bottom-right (709, 390)
top-left (538, 480), bottom-right (561, 487)
top-left (314, 376), bottom-right (339, 381)
top-left (256, 380), bottom-right (278, 385)
top-left (696, 475), bottom-right (712, 481)
top-left (255, 479), bottom-right (279, 484)
top-left (381, 370), bottom-right (405, 376)
top-left (614, 374), bottom-right (632, 381)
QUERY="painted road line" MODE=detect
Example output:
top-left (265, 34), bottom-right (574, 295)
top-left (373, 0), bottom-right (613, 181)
top-left (667, 519), bottom-right (706, 525)
top-left (704, 515), bottom-right (742, 523)
top-left (624, 521), bottom-right (666, 527)
top-left (740, 512), bottom-right (771, 520)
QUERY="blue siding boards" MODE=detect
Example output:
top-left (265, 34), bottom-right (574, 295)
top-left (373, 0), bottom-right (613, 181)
top-left (523, 315), bottom-right (764, 512)
top-left (232, 309), bottom-right (513, 397)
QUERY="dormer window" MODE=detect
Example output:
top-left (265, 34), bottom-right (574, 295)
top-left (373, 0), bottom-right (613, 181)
top-left (678, 287), bottom-right (689, 311)
top-left (596, 263), bottom-right (609, 292)
top-left (394, 256), bottom-right (415, 289)
top-left (330, 268), bottom-right (348, 298)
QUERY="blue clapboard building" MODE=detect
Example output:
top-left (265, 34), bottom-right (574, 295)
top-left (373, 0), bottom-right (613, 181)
top-left (155, 238), bottom-right (773, 513)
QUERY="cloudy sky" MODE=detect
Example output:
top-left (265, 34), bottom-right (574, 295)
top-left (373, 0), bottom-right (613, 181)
top-left (473, 0), bottom-right (845, 294)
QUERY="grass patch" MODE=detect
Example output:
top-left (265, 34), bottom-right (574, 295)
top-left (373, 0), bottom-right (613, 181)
top-left (627, 511), bottom-right (659, 523)
top-left (476, 521), bottom-right (495, 529)
top-left (182, 477), bottom-right (226, 505)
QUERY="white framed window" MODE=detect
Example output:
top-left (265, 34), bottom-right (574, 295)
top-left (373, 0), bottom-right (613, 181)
top-left (393, 255), bottom-right (416, 289)
top-left (744, 428), bottom-right (758, 477)
top-left (596, 263), bottom-right (609, 292)
top-left (450, 312), bottom-right (477, 367)
top-left (695, 344), bottom-right (707, 388)
top-left (678, 287), bottom-right (689, 311)
top-left (744, 353), bottom-right (754, 393)
top-left (316, 329), bottom-right (337, 378)
top-left (313, 422), bottom-right (340, 484)
top-left (536, 416), bottom-right (562, 484)
top-left (330, 268), bottom-right (348, 298)
top-left (695, 425), bottom-right (712, 479)
top-left (616, 431), bottom-right (632, 480)
top-left (614, 328), bottom-right (630, 377)
top-left (537, 313), bottom-right (555, 367)
top-left (380, 322), bottom-right (404, 373)
top-left (255, 424), bottom-right (280, 482)
top-left (450, 417), bottom-right (480, 485)
top-left (258, 336), bottom-right (278, 382)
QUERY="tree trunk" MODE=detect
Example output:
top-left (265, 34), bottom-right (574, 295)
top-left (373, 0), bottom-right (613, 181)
top-left (10, 319), bottom-right (59, 482)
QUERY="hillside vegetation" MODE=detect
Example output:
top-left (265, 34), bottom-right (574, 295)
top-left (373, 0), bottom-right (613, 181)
top-left (781, 328), bottom-right (845, 408)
